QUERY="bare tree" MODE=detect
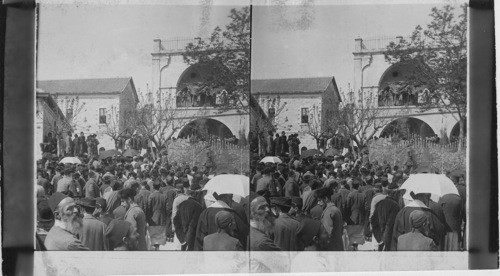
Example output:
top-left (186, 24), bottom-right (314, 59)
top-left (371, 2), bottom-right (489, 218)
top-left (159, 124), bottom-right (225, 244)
top-left (50, 95), bottom-right (88, 136)
top-left (102, 105), bottom-right (135, 150)
top-left (132, 91), bottom-right (190, 151)
top-left (305, 103), bottom-right (338, 150)
top-left (250, 95), bottom-right (288, 155)
top-left (332, 89), bottom-right (393, 157)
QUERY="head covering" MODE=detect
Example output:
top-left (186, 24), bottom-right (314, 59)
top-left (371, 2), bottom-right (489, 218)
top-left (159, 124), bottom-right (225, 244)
top-left (270, 197), bottom-right (292, 208)
top-left (387, 181), bottom-right (399, 190)
top-left (48, 192), bottom-right (68, 212)
top-left (409, 210), bottom-right (428, 228)
top-left (215, 210), bottom-right (234, 229)
top-left (77, 197), bottom-right (96, 208)
top-left (291, 196), bottom-right (303, 209)
top-left (106, 219), bottom-right (132, 248)
top-left (37, 199), bottom-right (54, 223)
top-left (95, 197), bottom-right (107, 210)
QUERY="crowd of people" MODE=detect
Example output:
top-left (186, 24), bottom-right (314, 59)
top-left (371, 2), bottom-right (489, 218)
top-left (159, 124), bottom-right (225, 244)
top-left (36, 143), bottom-right (251, 251)
top-left (249, 150), bottom-right (466, 251)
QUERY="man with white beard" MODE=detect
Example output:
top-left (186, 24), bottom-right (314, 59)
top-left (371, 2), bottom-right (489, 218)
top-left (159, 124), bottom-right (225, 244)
top-left (44, 192), bottom-right (89, 250)
top-left (249, 196), bottom-right (280, 251)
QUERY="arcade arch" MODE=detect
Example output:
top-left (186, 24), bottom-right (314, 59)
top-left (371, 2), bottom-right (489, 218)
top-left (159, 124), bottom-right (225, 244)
top-left (379, 117), bottom-right (436, 139)
top-left (177, 118), bottom-right (234, 141)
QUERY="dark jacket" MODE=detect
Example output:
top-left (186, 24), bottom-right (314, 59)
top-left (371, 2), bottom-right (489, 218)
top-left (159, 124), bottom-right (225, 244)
top-left (147, 190), bottom-right (168, 226)
top-left (249, 226), bottom-right (281, 251)
top-left (273, 213), bottom-right (299, 251)
top-left (370, 196), bottom-right (400, 250)
top-left (173, 197), bottom-right (203, 251)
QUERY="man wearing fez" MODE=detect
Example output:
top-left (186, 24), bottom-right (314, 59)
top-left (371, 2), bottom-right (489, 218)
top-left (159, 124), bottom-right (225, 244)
top-left (270, 197), bottom-right (299, 251)
top-left (317, 187), bottom-right (344, 251)
top-left (370, 181), bottom-right (400, 251)
top-left (194, 192), bottom-right (248, 251)
top-left (203, 210), bottom-right (244, 251)
top-left (120, 188), bottom-right (148, 250)
top-left (391, 192), bottom-right (446, 251)
top-left (77, 197), bottom-right (108, 250)
top-left (396, 210), bottom-right (439, 251)
top-left (248, 196), bottom-right (280, 251)
top-left (44, 192), bottom-right (89, 250)
top-left (106, 219), bottom-right (139, 250)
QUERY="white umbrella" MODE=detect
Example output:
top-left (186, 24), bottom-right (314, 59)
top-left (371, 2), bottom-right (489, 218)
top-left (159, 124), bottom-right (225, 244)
top-left (59, 156), bottom-right (82, 164)
top-left (260, 156), bottom-right (282, 164)
top-left (202, 174), bottom-right (249, 197)
top-left (400, 174), bottom-right (459, 201)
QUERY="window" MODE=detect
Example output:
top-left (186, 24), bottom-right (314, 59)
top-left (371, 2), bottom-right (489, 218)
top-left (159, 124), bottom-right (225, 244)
top-left (301, 108), bottom-right (309, 124)
top-left (99, 108), bottom-right (106, 124)
top-left (66, 108), bottom-right (73, 120)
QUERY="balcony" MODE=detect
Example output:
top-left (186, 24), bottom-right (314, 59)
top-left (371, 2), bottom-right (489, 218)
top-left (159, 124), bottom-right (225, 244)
top-left (355, 36), bottom-right (410, 52)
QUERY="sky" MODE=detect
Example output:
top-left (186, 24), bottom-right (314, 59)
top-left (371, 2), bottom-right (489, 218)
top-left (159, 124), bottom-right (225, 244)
top-left (37, 3), bottom-right (239, 97)
top-left (251, 2), bottom-right (462, 91)
top-left (37, 1), bottom-right (464, 98)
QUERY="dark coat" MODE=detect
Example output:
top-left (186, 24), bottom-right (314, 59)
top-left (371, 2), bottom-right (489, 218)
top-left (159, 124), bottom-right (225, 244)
top-left (203, 232), bottom-right (243, 251)
top-left (173, 197), bottom-right (203, 251)
top-left (81, 214), bottom-right (108, 251)
top-left (370, 196), bottom-right (400, 250)
top-left (284, 178), bottom-right (300, 198)
top-left (320, 203), bottom-right (344, 251)
top-left (124, 204), bottom-right (148, 251)
top-left (296, 216), bottom-right (322, 251)
top-left (249, 226), bottom-right (281, 251)
top-left (391, 202), bottom-right (446, 251)
top-left (134, 188), bottom-right (151, 216)
top-left (194, 204), bottom-right (248, 251)
top-left (273, 213), bottom-right (299, 251)
top-left (347, 189), bottom-right (366, 225)
top-left (147, 190), bottom-right (168, 226)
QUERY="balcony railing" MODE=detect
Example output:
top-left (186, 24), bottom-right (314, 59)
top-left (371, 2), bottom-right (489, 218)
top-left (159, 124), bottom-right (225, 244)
top-left (156, 36), bottom-right (233, 53)
top-left (359, 36), bottom-right (411, 51)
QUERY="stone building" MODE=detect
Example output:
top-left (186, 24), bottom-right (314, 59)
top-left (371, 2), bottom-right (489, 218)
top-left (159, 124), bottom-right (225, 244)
top-left (352, 36), bottom-right (462, 140)
top-left (35, 90), bottom-right (71, 160)
top-left (251, 77), bottom-right (342, 150)
top-left (150, 38), bottom-right (248, 141)
top-left (37, 77), bottom-right (139, 151)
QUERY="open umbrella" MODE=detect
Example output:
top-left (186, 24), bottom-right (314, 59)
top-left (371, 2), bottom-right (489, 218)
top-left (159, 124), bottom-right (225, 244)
top-left (99, 149), bottom-right (121, 160)
top-left (301, 149), bottom-right (323, 159)
top-left (400, 174), bottom-right (459, 202)
top-left (202, 174), bottom-right (249, 197)
top-left (260, 156), bottom-right (282, 164)
top-left (60, 156), bottom-right (82, 164)
top-left (123, 149), bottom-right (140, 157)
top-left (324, 148), bottom-right (340, 157)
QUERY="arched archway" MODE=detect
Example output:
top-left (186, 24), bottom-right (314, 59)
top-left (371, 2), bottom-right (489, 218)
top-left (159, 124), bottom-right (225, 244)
top-left (378, 62), bottom-right (427, 107)
top-left (450, 119), bottom-right (466, 141)
top-left (178, 118), bottom-right (234, 141)
top-left (380, 117), bottom-right (435, 139)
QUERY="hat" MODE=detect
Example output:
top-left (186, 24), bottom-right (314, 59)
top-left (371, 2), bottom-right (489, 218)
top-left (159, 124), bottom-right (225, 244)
top-left (387, 181), bottom-right (399, 190)
top-left (77, 197), bottom-right (96, 208)
top-left (37, 199), bottom-right (54, 223)
top-left (270, 197), bottom-right (292, 208)
top-left (102, 174), bottom-right (113, 182)
top-left (315, 187), bottom-right (333, 199)
top-left (290, 196), bottom-right (303, 209)
top-left (215, 210), bottom-right (234, 229)
top-left (175, 183), bottom-right (184, 190)
top-left (409, 210), bottom-right (428, 228)
top-left (48, 192), bottom-right (68, 212)
top-left (106, 219), bottom-right (132, 248)
top-left (95, 197), bottom-right (107, 210)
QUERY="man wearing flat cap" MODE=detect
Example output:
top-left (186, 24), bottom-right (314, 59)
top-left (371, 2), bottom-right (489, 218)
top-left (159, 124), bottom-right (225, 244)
top-left (44, 193), bottom-right (89, 250)
top-left (203, 210), bottom-right (243, 251)
top-left (271, 197), bottom-right (299, 251)
top-left (249, 196), bottom-right (281, 251)
top-left (78, 197), bottom-right (108, 250)
top-left (391, 192), bottom-right (446, 251)
top-left (397, 210), bottom-right (438, 251)
top-left (317, 187), bottom-right (344, 251)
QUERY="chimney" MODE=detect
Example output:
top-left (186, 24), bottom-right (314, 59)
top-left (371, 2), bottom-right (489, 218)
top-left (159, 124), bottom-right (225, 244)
top-left (354, 37), bottom-right (363, 52)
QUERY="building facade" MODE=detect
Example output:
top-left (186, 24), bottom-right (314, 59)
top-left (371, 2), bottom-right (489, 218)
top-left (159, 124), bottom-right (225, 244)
top-left (353, 36), bottom-right (462, 140)
top-left (37, 77), bottom-right (139, 151)
top-left (251, 77), bottom-right (341, 150)
top-left (150, 38), bottom-right (249, 142)
top-left (35, 91), bottom-right (72, 160)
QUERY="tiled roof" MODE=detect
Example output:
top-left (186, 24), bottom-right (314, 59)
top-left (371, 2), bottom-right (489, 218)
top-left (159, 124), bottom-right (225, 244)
top-left (251, 77), bottom-right (334, 94)
top-left (37, 77), bottom-right (132, 95)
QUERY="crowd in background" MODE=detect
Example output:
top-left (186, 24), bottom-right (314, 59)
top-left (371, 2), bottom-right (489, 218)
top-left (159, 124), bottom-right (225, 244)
top-left (36, 141), bottom-right (250, 251)
top-left (248, 148), bottom-right (466, 251)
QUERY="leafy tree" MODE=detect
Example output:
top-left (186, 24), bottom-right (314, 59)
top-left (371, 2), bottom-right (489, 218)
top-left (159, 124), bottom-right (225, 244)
top-left (385, 4), bottom-right (467, 141)
top-left (182, 7), bottom-right (250, 113)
